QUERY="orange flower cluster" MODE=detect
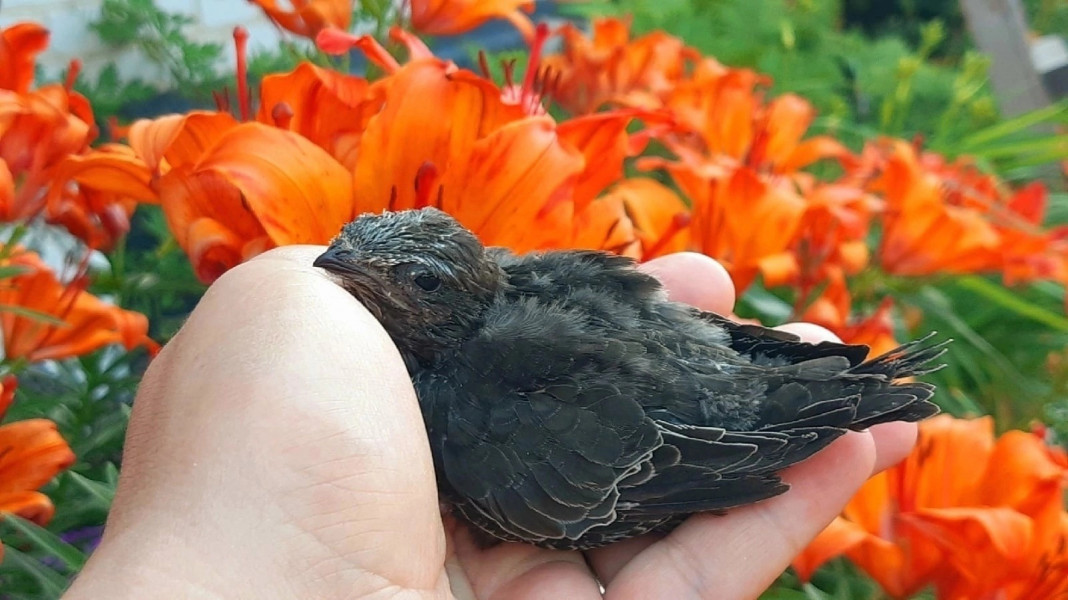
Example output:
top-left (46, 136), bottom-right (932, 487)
top-left (0, 249), bottom-right (157, 363)
top-left (0, 375), bottom-right (76, 553)
top-left (0, 24), bottom-right (149, 251)
top-left (0, 24), bottom-right (158, 539)
top-left (541, 17), bottom-right (1068, 350)
top-left (73, 25), bottom-right (681, 283)
top-left (3, 7), bottom-right (1068, 591)
top-left (64, 9), bottom-right (1065, 356)
top-left (249, 0), bottom-right (536, 42)
top-left (867, 140), bottom-right (1067, 282)
top-left (0, 23), bottom-right (157, 362)
top-left (793, 415), bottom-right (1068, 599)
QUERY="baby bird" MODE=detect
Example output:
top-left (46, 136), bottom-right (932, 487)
top-left (314, 207), bottom-right (945, 550)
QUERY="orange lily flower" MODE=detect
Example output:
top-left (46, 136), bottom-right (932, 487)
top-left (0, 84), bottom-right (95, 220)
top-left (63, 27), bottom-right (362, 281)
top-left (106, 104), bottom-right (355, 282)
top-left (802, 290), bottom-right (902, 360)
top-left (995, 183), bottom-right (1068, 285)
top-left (249, 0), bottom-right (352, 39)
top-left (544, 17), bottom-right (697, 114)
top-left (657, 61), bottom-right (847, 179)
top-left (0, 375), bottom-right (76, 565)
top-left (0, 23), bottom-right (50, 94)
top-left (0, 249), bottom-right (157, 362)
top-left (408, 0), bottom-right (535, 41)
top-left (595, 178), bottom-right (691, 260)
top-left (643, 157), bottom-right (805, 292)
top-left (0, 23), bottom-right (140, 250)
top-left (750, 181), bottom-right (877, 296)
top-left (324, 32), bottom-right (649, 254)
top-left (633, 57), bottom-right (851, 291)
top-left (793, 415), bottom-right (1068, 600)
top-left (349, 56), bottom-right (575, 251)
top-left (766, 182), bottom-right (879, 322)
top-left (874, 142), bottom-right (1001, 275)
top-left (869, 140), bottom-right (1067, 282)
top-left (256, 61), bottom-right (380, 169)
top-left (46, 144), bottom-right (157, 250)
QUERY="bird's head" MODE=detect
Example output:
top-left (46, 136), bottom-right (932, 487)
top-left (314, 207), bottom-right (503, 367)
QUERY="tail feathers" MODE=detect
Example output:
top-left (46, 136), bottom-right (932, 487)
top-left (614, 335), bottom-right (948, 526)
top-left (755, 335), bottom-right (947, 434)
top-left (846, 334), bottom-right (947, 428)
top-left (852, 385), bottom-right (939, 429)
top-left (850, 333), bottom-right (950, 379)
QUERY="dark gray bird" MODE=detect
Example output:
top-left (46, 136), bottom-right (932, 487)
top-left (313, 207), bottom-right (945, 551)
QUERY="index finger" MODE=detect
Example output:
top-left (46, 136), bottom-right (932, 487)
top-left (639, 253), bottom-right (736, 315)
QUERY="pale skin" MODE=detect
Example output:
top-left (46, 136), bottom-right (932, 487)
top-left (63, 247), bottom-right (917, 600)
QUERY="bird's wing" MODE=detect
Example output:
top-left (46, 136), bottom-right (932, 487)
top-left (419, 296), bottom-right (664, 545)
top-left (615, 338), bottom-right (946, 520)
top-left (694, 311), bottom-right (870, 366)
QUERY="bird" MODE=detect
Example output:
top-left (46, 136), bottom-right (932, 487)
top-left (313, 207), bottom-right (946, 551)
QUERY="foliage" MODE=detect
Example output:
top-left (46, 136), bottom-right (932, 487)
top-left (91, 0), bottom-right (225, 93)
top-left (559, 0), bottom-right (1068, 184)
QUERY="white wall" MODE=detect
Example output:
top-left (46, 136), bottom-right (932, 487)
top-left (0, 0), bottom-right (287, 87)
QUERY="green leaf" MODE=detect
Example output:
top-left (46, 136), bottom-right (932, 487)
top-left (103, 462), bottom-right (120, 486)
top-left (962, 135), bottom-right (1068, 161)
top-left (2, 515), bottom-right (86, 571)
top-left (70, 407), bottom-right (130, 458)
top-left (912, 286), bottom-right (1027, 382)
top-left (738, 286), bottom-right (794, 323)
top-left (956, 102), bottom-right (1068, 150)
top-left (0, 305), bottom-right (67, 327)
top-left (802, 583), bottom-right (834, 600)
top-left (0, 545), bottom-right (68, 597)
top-left (65, 472), bottom-right (116, 508)
top-left (954, 276), bottom-right (1068, 332)
top-left (759, 588), bottom-right (814, 600)
top-left (0, 265), bottom-right (30, 280)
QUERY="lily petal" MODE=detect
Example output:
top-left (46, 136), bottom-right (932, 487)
top-left (439, 117), bottom-right (583, 251)
top-left (196, 122), bottom-right (354, 245)
top-left (0, 23), bottom-right (50, 94)
top-left (0, 418), bottom-right (74, 497)
top-left (158, 166), bottom-right (267, 282)
top-left (409, 0), bottom-right (535, 40)
top-left (249, 0), bottom-right (352, 38)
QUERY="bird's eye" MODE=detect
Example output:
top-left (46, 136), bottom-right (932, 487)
top-left (413, 272), bottom-right (442, 292)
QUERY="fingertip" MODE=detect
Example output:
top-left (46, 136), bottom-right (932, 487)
top-left (640, 252), bottom-right (735, 314)
top-left (774, 322), bottom-right (842, 344)
top-left (248, 244), bottom-right (330, 267)
top-left (868, 421), bottom-right (918, 474)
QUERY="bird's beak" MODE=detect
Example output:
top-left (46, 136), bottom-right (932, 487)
top-left (313, 247), bottom-right (362, 276)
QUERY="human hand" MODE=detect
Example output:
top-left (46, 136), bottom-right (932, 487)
top-left (63, 248), bottom-right (917, 600)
